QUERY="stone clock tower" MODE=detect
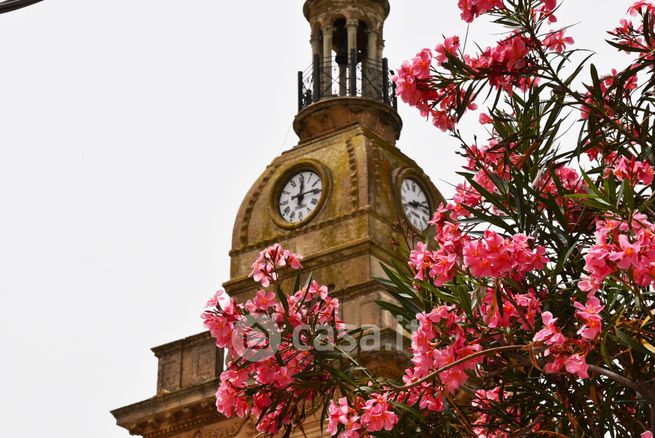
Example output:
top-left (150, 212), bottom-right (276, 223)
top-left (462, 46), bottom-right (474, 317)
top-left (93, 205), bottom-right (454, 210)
top-left (111, 1), bottom-right (442, 437)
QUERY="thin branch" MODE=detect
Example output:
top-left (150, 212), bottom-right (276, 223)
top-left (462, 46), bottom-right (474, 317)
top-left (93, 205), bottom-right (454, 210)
top-left (588, 364), bottom-right (655, 433)
top-left (393, 344), bottom-right (527, 390)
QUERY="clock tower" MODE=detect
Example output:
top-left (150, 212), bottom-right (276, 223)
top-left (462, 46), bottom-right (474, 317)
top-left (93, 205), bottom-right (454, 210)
top-left (112, 1), bottom-right (442, 437)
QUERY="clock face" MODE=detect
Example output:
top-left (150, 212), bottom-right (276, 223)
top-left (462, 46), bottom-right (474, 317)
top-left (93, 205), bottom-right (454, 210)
top-left (278, 170), bottom-right (323, 223)
top-left (400, 178), bottom-right (431, 231)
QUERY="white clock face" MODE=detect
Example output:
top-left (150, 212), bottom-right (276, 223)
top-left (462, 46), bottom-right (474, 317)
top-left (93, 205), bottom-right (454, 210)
top-left (278, 170), bottom-right (323, 223)
top-left (400, 178), bottom-right (431, 231)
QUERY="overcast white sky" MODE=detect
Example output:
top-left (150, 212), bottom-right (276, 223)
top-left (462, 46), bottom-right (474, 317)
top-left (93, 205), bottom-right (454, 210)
top-left (0, 1), bottom-right (637, 436)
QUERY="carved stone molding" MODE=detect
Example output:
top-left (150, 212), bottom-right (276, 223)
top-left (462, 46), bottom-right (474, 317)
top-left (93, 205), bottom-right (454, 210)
top-left (238, 163), bottom-right (281, 246)
top-left (345, 139), bottom-right (360, 209)
top-left (293, 97), bottom-right (402, 144)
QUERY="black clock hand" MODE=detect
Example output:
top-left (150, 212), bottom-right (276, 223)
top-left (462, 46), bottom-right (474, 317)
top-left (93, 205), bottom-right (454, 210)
top-left (404, 201), bottom-right (430, 212)
top-left (298, 175), bottom-right (306, 206)
top-left (292, 188), bottom-right (320, 200)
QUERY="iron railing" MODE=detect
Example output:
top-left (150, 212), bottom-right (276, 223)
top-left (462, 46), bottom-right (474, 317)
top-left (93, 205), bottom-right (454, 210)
top-left (298, 52), bottom-right (397, 111)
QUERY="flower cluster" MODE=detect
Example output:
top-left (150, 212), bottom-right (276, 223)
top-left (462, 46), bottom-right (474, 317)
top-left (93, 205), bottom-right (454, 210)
top-left (609, 155), bottom-right (654, 186)
top-left (203, 244), bottom-right (347, 436)
top-left (327, 393), bottom-right (399, 438)
top-left (401, 306), bottom-right (482, 412)
top-left (249, 243), bottom-right (302, 287)
top-left (457, 0), bottom-right (505, 23)
top-left (410, 219), bottom-right (549, 285)
top-left (581, 213), bottom-right (655, 292)
top-left (393, 2), bottom-right (576, 133)
top-left (532, 311), bottom-right (592, 379)
top-left (327, 397), bottom-right (362, 438)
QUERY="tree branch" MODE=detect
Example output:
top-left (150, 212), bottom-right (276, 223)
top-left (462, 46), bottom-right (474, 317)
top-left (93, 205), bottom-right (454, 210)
top-left (588, 364), bottom-right (655, 433)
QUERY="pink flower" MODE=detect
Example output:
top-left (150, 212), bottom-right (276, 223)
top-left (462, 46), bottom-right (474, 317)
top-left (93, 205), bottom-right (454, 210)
top-left (628, 1), bottom-right (655, 15)
top-left (205, 289), bottom-right (225, 308)
top-left (533, 311), bottom-right (565, 346)
top-left (360, 393), bottom-right (398, 432)
top-left (463, 231), bottom-right (506, 277)
top-left (611, 156), bottom-right (654, 186)
top-left (202, 310), bottom-right (235, 349)
top-left (641, 432), bottom-right (653, 438)
top-left (564, 353), bottom-right (589, 379)
top-left (608, 234), bottom-right (641, 270)
top-left (428, 249), bottom-right (458, 286)
top-left (578, 274), bottom-right (603, 294)
top-left (249, 244), bottom-right (303, 287)
top-left (457, 0), bottom-right (505, 23)
top-left (544, 356), bottom-right (565, 374)
top-left (543, 29), bottom-right (574, 53)
top-left (409, 241), bottom-right (433, 281)
top-left (248, 290), bottom-right (277, 312)
top-left (283, 249), bottom-right (303, 269)
top-left (435, 36), bottom-right (460, 65)
top-left (411, 48), bottom-right (433, 79)
top-left (574, 296), bottom-right (604, 340)
top-left (327, 397), bottom-right (361, 437)
top-left (215, 369), bottom-right (250, 417)
top-left (479, 112), bottom-right (493, 124)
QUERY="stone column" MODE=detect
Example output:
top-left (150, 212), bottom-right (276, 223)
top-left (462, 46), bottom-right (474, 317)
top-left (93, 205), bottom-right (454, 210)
top-left (309, 29), bottom-right (322, 100)
top-left (310, 28), bottom-right (321, 57)
top-left (365, 28), bottom-right (379, 98)
top-left (338, 64), bottom-right (347, 96)
top-left (322, 25), bottom-right (334, 97)
top-left (346, 18), bottom-right (358, 96)
top-left (368, 29), bottom-right (378, 61)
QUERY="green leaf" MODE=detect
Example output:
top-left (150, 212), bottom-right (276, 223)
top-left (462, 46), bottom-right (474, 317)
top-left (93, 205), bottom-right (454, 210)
top-left (461, 204), bottom-right (516, 234)
top-left (615, 327), bottom-right (653, 356)
top-left (276, 282), bottom-right (289, 313)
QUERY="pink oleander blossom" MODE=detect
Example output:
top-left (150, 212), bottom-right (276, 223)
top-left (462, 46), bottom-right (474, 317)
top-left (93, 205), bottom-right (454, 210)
top-left (327, 397), bottom-right (361, 438)
top-left (360, 393), bottom-right (399, 432)
top-left (533, 311), bottom-right (566, 346)
top-left (542, 29), bottom-right (574, 53)
top-left (435, 35), bottom-right (461, 65)
top-left (564, 353), bottom-right (590, 379)
top-left (457, 0), bottom-right (505, 23)
top-left (574, 296), bottom-right (604, 340)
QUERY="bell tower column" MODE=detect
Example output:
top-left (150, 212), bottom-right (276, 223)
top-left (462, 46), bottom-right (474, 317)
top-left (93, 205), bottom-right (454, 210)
top-left (321, 24), bottom-right (333, 97)
top-left (310, 28), bottom-right (320, 58)
top-left (346, 18), bottom-right (358, 96)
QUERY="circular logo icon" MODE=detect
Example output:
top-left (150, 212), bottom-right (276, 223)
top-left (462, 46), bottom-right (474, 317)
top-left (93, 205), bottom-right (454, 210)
top-left (230, 313), bottom-right (281, 362)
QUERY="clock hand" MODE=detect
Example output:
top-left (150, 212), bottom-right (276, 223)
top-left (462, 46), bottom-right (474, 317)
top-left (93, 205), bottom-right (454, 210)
top-left (409, 201), bottom-right (430, 213)
top-left (292, 188), bottom-right (320, 200)
top-left (298, 175), bottom-right (305, 206)
top-left (404, 201), bottom-right (430, 212)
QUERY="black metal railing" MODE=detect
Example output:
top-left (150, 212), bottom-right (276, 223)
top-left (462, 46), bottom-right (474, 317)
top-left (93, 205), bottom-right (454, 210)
top-left (297, 52), bottom-right (398, 111)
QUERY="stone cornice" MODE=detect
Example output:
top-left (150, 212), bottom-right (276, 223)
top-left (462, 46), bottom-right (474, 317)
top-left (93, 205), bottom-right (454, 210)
top-left (111, 380), bottom-right (222, 437)
top-left (224, 235), bottom-right (400, 297)
top-left (293, 96), bottom-right (402, 144)
top-left (111, 380), bottom-right (218, 420)
top-left (230, 205), bottom-right (371, 256)
top-left (151, 331), bottom-right (213, 357)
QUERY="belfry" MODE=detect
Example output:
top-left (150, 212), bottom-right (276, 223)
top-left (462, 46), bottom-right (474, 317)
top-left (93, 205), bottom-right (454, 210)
top-left (112, 1), bottom-right (442, 436)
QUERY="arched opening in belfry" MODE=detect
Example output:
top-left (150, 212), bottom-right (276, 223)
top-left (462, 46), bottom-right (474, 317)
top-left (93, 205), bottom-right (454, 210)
top-left (328, 18), bottom-right (374, 97)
